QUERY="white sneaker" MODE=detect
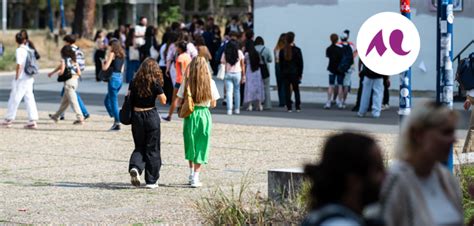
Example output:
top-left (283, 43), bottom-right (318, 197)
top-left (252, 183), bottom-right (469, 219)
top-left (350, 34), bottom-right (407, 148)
top-left (337, 102), bottom-right (343, 109)
top-left (247, 104), bottom-right (253, 111)
top-left (188, 174), bottom-right (193, 185)
top-left (191, 178), bottom-right (202, 188)
top-left (324, 102), bottom-right (331, 109)
top-left (145, 184), bottom-right (159, 189)
top-left (227, 110), bottom-right (232, 115)
top-left (129, 168), bottom-right (141, 187)
top-left (381, 104), bottom-right (390, 110)
top-left (234, 109), bottom-right (240, 115)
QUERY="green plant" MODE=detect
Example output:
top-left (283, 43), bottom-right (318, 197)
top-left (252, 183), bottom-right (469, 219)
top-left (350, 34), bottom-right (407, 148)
top-left (458, 165), bottom-right (474, 224)
top-left (158, 6), bottom-right (183, 28)
top-left (194, 172), bottom-right (309, 224)
top-left (0, 50), bottom-right (16, 71)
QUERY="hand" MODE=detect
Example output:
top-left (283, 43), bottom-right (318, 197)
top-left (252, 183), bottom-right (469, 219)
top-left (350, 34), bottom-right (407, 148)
top-left (48, 72), bottom-right (53, 78)
top-left (241, 76), bottom-right (246, 84)
top-left (464, 99), bottom-right (471, 111)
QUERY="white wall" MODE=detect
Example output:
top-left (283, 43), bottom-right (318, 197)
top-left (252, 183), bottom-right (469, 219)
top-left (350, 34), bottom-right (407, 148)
top-left (255, 0), bottom-right (474, 91)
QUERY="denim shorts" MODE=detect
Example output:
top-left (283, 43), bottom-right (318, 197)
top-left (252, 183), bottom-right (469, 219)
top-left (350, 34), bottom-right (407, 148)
top-left (329, 73), bottom-right (344, 86)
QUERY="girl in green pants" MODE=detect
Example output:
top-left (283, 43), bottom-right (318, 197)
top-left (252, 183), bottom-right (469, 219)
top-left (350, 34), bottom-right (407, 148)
top-left (177, 56), bottom-right (220, 187)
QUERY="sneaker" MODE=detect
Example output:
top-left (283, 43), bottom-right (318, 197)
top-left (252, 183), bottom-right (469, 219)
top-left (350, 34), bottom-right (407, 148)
top-left (73, 120), bottom-right (84, 125)
top-left (257, 105), bottom-right (263, 111)
top-left (24, 122), bottom-right (37, 129)
top-left (287, 109), bottom-right (292, 113)
top-left (1, 119), bottom-right (13, 128)
top-left (191, 178), bottom-right (202, 188)
top-left (296, 108), bottom-right (301, 113)
top-left (84, 114), bottom-right (90, 120)
top-left (324, 102), bottom-right (331, 109)
top-left (234, 109), bottom-right (240, 115)
top-left (129, 168), bottom-right (141, 187)
top-left (247, 105), bottom-right (253, 111)
top-left (60, 116), bottom-right (65, 121)
top-left (145, 184), bottom-right (159, 189)
top-left (188, 175), bottom-right (193, 185)
top-left (337, 102), bottom-right (344, 109)
top-left (109, 123), bottom-right (121, 131)
top-left (341, 104), bottom-right (347, 109)
top-left (381, 104), bottom-right (390, 111)
top-left (357, 112), bottom-right (365, 118)
top-left (49, 114), bottom-right (59, 123)
top-left (227, 110), bottom-right (232, 115)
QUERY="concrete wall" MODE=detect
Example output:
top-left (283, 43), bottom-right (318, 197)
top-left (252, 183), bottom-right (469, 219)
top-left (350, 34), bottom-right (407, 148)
top-left (255, 0), bottom-right (474, 91)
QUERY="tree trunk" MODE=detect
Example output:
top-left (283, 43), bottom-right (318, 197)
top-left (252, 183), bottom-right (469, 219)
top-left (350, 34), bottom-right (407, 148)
top-left (72, 0), bottom-right (95, 39)
top-left (82, 0), bottom-right (96, 39)
top-left (72, 0), bottom-right (85, 37)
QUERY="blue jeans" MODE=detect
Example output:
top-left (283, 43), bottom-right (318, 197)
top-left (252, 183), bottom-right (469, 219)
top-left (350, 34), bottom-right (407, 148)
top-left (104, 73), bottom-right (122, 122)
top-left (60, 88), bottom-right (89, 117)
top-left (224, 72), bottom-right (241, 112)
top-left (358, 77), bottom-right (383, 117)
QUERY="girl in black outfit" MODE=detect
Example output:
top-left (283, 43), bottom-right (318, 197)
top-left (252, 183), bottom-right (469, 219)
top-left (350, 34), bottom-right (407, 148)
top-left (279, 32), bottom-right (304, 112)
top-left (128, 58), bottom-right (167, 189)
top-left (94, 30), bottom-right (107, 81)
top-left (140, 26), bottom-right (160, 62)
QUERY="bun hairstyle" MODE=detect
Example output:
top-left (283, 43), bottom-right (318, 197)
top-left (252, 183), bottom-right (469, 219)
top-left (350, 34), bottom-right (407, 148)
top-left (340, 29), bottom-right (350, 41)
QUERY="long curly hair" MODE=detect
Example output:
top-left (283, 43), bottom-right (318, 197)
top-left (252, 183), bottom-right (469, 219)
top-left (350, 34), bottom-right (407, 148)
top-left (133, 58), bottom-right (164, 98)
top-left (225, 40), bottom-right (239, 66)
top-left (110, 40), bottom-right (125, 59)
top-left (186, 56), bottom-right (212, 103)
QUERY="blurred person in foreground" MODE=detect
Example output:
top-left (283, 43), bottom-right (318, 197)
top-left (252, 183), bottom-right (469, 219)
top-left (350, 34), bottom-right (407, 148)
top-left (380, 101), bottom-right (463, 226)
top-left (302, 132), bottom-right (385, 226)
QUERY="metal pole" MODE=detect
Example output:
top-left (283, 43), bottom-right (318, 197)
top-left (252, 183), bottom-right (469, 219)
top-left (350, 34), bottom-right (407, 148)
top-left (2, 0), bottom-right (6, 36)
top-left (399, 0), bottom-right (412, 121)
top-left (437, 0), bottom-right (455, 171)
top-left (59, 0), bottom-right (66, 29)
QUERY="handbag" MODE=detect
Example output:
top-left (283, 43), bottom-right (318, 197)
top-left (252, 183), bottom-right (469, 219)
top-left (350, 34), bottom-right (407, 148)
top-left (119, 93), bottom-right (133, 125)
top-left (99, 68), bottom-right (113, 82)
top-left (259, 47), bottom-right (270, 79)
top-left (57, 59), bottom-right (73, 82)
top-left (216, 63), bottom-right (226, 80)
top-left (178, 78), bottom-right (195, 118)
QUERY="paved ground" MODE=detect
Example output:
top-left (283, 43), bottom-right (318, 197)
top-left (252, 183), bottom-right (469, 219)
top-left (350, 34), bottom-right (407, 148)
top-left (0, 69), bottom-right (470, 224)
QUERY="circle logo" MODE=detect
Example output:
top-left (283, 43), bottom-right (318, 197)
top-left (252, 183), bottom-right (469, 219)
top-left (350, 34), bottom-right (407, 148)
top-left (356, 12), bottom-right (420, 76)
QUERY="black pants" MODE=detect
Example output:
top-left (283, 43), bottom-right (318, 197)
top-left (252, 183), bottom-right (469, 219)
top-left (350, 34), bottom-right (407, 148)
top-left (383, 79), bottom-right (390, 105)
top-left (129, 109), bottom-right (162, 184)
top-left (160, 66), bottom-right (174, 105)
top-left (284, 77), bottom-right (301, 110)
top-left (94, 50), bottom-right (106, 81)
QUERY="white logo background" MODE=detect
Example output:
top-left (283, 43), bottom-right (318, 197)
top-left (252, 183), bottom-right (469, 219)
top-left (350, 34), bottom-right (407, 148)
top-left (356, 12), bottom-right (420, 76)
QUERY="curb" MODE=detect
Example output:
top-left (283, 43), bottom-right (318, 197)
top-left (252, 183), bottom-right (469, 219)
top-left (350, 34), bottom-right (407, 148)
top-left (0, 66), bottom-right (95, 77)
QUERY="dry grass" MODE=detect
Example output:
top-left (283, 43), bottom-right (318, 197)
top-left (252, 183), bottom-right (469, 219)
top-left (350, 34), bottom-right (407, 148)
top-left (0, 30), bottom-right (95, 71)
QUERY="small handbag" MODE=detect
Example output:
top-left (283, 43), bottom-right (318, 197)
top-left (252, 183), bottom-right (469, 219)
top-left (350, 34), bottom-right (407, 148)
top-left (57, 59), bottom-right (73, 82)
top-left (99, 68), bottom-right (113, 82)
top-left (178, 79), bottom-right (194, 118)
top-left (119, 93), bottom-right (133, 125)
top-left (216, 63), bottom-right (226, 80)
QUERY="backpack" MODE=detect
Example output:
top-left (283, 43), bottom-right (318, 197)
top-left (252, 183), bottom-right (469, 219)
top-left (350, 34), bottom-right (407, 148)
top-left (259, 47), bottom-right (270, 79)
top-left (24, 46), bottom-right (39, 76)
top-left (337, 43), bottom-right (354, 74)
top-left (456, 53), bottom-right (474, 90)
top-left (72, 46), bottom-right (85, 71)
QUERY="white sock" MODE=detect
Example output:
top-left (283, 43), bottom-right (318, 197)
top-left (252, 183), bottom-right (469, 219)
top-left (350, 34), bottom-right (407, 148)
top-left (194, 172), bottom-right (200, 181)
top-left (189, 168), bottom-right (194, 176)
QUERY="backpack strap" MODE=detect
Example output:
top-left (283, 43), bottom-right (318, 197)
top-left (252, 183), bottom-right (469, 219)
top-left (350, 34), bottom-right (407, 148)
top-left (259, 47), bottom-right (266, 64)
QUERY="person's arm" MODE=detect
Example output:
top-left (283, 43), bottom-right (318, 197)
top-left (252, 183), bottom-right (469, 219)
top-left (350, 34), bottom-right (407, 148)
top-left (297, 48), bottom-right (304, 79)
top-left (15, 64), bottom-right (20, 80)
top-left (102, 52), bottom-right (115, 71)
top-left (48, 64), bottom-right (62, 77)
top-left (210, 100), bottom-right (217, 108)
top-left (75, 62), bottom-right (81, 76)
top-left (157, 94), bottom-right (167, 105)
top-left (240, 58), bottom-right (246, 84)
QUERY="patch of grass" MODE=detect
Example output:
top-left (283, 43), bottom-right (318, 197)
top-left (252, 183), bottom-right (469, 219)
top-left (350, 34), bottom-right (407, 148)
top-left (1, 181), bottom-right (17, 185)
top-left (32, 181), bottom-right (52, 186)
top-left (132, 223), bottom-right (144, 226)
top-left (194, 172), bottom-right (308, 224)
top-left (0, 50), bottom-right (16, 71)
top-left (459, 165), bottom-right (474, 224)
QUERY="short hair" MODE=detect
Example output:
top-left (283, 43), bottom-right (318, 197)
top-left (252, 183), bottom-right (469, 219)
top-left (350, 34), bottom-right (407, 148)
top-left (63, 34), bottom-right (76, 44)
top-left (15, 33), bottom-right (26, 44)
top-left (305, 132), bottom-right (378, 210)
top-left (254, 36), bottom-right (264, 46)
top-left (330, 33), bottom-right (338, 44)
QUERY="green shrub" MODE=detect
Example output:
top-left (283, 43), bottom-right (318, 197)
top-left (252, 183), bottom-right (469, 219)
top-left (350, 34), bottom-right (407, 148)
top-left (459, 165), bottom-right (474, 224)
top-left (0, 50), bottom-right (16, 71)
top-left (194, 172), bottom-right (309, 225)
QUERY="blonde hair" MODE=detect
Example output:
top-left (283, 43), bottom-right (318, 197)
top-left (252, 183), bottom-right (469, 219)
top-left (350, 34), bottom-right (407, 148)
top-left (396, 101), bottom-right (458, 160)
top-left (186, 56), bottom-right (212, 103)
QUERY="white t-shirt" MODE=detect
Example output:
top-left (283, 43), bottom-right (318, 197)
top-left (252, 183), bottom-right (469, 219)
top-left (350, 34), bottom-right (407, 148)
top-left (187, 43), bottom-right (198, 59)
top-left (221, 50), bottom-right (245, 73)
top-left (134, 25), bottom-right (146, 47)
top-left (159, 44), bottom-right (167, 67)
top-left (16, 44), bottom-right (28, 80)
top-left (177, 78), bottom-right (220, 107)
top-left (417, 171), bottom-right (463, 225)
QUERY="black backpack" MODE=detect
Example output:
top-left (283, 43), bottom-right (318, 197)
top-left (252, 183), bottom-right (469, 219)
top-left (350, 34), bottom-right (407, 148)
top-left (456, 53), bottom-right (474, 90)
top-left (337, 43), bottom-right (354, 74)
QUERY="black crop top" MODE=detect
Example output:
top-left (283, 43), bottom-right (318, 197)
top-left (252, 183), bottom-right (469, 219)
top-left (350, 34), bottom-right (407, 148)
top-left (129, 80), bottom-right (164, 108)
top-left (112, 58), bottom-right (125, 72)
